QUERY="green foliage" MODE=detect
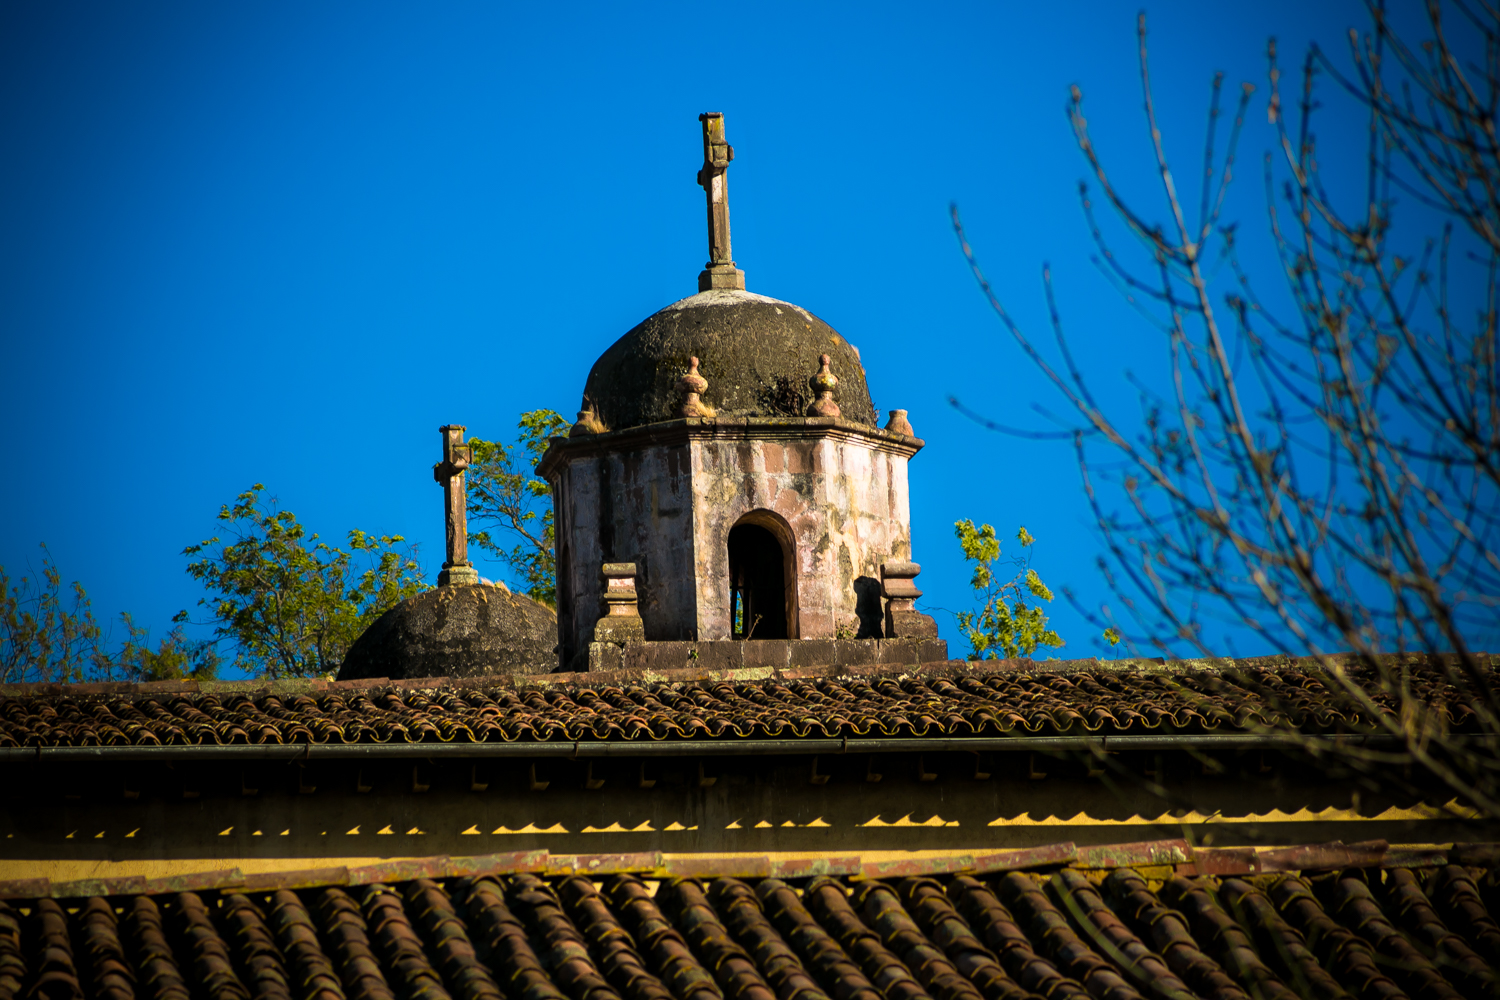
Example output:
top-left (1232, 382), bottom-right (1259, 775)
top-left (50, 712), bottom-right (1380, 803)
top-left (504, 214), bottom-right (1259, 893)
top-left (953, 521), bottom-right (1065, 659)
top-left (116, 612), bottom-right (220, 682)
top-left (183, 485), bottom-right (426, 679)
top-left (2, 545), bottom-right (225, 683)
top-left (0, 544), bottom-right (108, 684)
top-left (468, 409), bottom-right (569, 605)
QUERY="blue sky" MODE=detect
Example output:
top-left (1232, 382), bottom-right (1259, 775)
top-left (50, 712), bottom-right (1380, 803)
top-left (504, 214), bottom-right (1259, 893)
top-left (0, 0), bottom-right (1379, 670)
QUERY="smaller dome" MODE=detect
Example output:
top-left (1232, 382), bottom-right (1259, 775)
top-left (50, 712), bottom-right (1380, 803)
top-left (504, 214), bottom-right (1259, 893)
top-left (338, 584), bottom-right (556, 681)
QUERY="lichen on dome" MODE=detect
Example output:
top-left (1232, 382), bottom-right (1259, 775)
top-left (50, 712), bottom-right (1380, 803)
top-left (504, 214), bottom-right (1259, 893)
top-left (580, 289), bottom-right (876, 433)
top-left (337, 583), bottom-right (557, 680)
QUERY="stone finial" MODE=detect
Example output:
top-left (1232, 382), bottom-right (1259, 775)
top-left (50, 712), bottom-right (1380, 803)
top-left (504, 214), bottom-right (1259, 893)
top-left (806, 354), bottom-right (841, 418)
top-left (569, 404), bottom-right (608, 438)
top-left (677, 357), bottom-right (713, 417)
top-left (434, 425), bottom-right (479, 587)
top-left (595, 562), bottom-right (645, 644)
top-left (881, 561), bottom-right (939, 640)
top-left (885, 409), bottom-right (915, 436)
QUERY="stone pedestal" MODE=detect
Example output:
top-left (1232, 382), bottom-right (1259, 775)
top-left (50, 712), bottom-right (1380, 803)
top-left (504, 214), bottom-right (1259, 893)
top-left (593, 618), bottom-right (645, 643)
top-left (698, 265), bottom-right (746, 291)
top-left (882, 561), bottom-right (939, 639)
top-left (594, 562), bottom-right (646, 644)
top-left (437, 565), bottom-right (479, 587)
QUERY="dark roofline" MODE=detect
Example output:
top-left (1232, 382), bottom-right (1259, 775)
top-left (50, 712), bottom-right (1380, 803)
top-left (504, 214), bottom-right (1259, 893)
top-left (0, 730), bottom-right (1433, 763)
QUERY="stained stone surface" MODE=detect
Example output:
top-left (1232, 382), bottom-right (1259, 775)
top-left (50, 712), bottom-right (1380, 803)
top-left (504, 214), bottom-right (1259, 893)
top-left (338, 584), bottom-right (557, 680)
top-left (580, 289), bottom-right (877, 431)
top-left (542, 425), bottom-right (921, 666)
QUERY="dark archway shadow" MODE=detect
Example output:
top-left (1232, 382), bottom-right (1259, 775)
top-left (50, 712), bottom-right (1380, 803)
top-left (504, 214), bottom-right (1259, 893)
top-left (853, 576), bottom-right (884, 638)
top-left (728, 522), bottom-right (789, 640)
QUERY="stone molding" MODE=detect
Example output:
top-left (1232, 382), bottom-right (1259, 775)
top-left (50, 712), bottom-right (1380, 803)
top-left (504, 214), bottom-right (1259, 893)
top-left (538, 415), bottom-right (923, 477)
top-left (587, 637), bottom-right (948, 673)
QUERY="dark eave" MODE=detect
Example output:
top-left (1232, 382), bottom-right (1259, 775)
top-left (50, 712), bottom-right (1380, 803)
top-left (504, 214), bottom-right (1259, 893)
top-left (0, 730), bottom-right (1441, 763)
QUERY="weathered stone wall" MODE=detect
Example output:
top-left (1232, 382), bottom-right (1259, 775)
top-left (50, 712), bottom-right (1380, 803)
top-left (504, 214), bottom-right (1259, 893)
top-left (551, 439), bottom-right (698, 669)
top-left (691, 434), bottom-right (913, 640)
top-left (543, 418), bottom-right (922, 668)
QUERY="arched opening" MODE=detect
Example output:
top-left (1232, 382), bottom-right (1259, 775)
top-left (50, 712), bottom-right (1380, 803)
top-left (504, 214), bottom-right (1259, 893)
top-left (728, 521), bottom-right (790, 640)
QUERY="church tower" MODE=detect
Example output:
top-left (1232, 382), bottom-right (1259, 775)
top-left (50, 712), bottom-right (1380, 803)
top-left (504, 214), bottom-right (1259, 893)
top-left (539, 114), bottom-right (937, 670)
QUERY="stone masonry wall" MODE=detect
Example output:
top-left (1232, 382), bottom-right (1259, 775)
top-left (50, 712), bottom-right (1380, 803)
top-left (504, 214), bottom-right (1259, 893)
top-left (544, 419), bottom-right (922, 669)
top-left (552, 441), bottom-right (698, 669)
top-left (691, 435), bottom-right (912, 640)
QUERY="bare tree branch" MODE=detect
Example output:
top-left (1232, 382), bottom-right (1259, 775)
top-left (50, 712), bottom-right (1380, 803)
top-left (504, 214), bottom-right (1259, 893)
top-left (955, 3), bottom-right (1500, 815)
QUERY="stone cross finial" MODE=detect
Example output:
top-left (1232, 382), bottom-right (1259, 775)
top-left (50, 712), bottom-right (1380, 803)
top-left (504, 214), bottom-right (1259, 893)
top-left (806, 354), bottom-right (841, 417)
top-left (433, 424), bottom-right (479, 587)
top-left (677, 356), bottom-right (710, 417)
top-left (696, 113), bottom-right (746, 292)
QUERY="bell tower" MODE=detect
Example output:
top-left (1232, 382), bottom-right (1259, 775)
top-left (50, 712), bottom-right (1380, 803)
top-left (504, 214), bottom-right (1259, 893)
top-left (538, 114), bottom-right (941, 671)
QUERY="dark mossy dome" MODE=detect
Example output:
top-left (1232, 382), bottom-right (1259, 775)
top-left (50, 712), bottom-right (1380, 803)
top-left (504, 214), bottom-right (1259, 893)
top-left (580, 289), bottom-right (877, 432)
top-left (337, 584), bottom-right (556, 680)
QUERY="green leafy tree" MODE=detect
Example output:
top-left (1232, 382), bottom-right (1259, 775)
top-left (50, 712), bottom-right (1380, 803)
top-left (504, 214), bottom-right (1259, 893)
top-left (0, 545), bottom-right (108, 683)
top-left (953, 521), bottom-right (1065, 659)
top-left (183, 485), bottom-right (426, 679)
top-left (467, 409), bottom-right (569, 604)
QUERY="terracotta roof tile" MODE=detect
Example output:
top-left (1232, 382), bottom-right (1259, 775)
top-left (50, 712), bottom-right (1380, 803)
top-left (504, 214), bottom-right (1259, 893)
top-left (315, 885), bottom-right (396, 1000)
top-left (557, 875), bottom-right (675, 1000)
top-left (17, 856), bottom-right (1496, 1000)
top-left (0, 657), bottom-right (1489, 749)
top-left (263, 888), bottom-right (344, 1000)
top-left (1156, 875), bottom-right (1296, 1000)
top-left (123, 896), bottom-right (190, 1000)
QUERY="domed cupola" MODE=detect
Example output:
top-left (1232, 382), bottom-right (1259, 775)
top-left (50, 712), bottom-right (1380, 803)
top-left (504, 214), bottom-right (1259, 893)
top-left (580, 290), bottom-right (878, 431)
top-left (538, 113), bottom-right (937, 671)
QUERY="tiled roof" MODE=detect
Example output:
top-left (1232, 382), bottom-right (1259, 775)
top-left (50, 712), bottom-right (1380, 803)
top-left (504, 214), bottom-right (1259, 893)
top-left (0, 657), bottom-right (1489, 749)
top-left (2, 841), bottom-right (1499, 1000)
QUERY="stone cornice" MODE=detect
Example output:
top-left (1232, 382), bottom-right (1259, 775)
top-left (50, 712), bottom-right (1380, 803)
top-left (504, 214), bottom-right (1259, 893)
top-left (537, 416), bottom-right (923, 478)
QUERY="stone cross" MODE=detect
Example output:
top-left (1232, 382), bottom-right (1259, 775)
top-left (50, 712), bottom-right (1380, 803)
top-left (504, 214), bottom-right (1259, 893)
top-left (433, 424), bottom-right (479, 587)
top-left (696, 112), bottom-right (746, 292)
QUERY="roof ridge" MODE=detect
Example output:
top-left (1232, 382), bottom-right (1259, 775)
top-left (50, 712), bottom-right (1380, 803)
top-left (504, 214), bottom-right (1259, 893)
top-left (4, 651), bottom-right (1483, 700)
